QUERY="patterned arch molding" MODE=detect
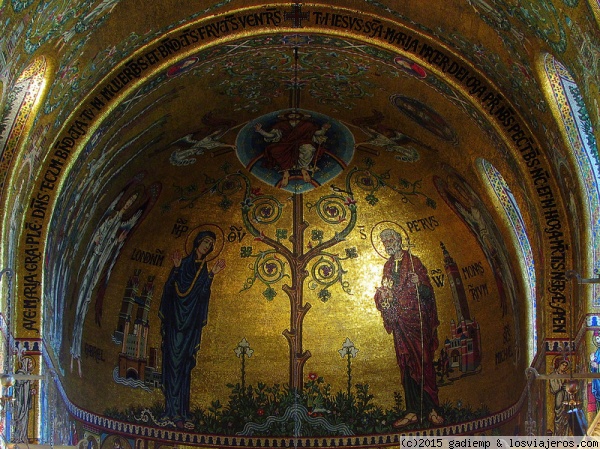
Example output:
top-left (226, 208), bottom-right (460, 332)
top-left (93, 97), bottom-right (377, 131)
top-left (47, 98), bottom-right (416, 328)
top-left (0, 57), bottom-right (47, 201)
top-left (543, 54), bottom-right (600, 304)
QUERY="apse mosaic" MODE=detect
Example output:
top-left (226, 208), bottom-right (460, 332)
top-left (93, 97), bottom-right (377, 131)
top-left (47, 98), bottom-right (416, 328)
top-left (4, 0), bottom-right (594, 442)
top-left (12, 12), bottom-right (540, 440)
top-left (40, 98), bottom-right (527, 441)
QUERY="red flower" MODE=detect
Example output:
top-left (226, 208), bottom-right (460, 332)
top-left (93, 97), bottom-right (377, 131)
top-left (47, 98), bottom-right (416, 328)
top-left (308, 372), bottom-right (318, 381)
top-left (257, 408), bottom-right (265, 416)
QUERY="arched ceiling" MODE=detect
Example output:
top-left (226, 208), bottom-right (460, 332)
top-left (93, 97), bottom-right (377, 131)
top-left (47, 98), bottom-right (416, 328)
top-left (1, 0), bottom-right (599, 442)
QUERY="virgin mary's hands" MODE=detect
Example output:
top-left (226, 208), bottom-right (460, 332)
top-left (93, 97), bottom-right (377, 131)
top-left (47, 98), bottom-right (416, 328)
top-left (172, 250), bottom-right (182, 268)
top-left (211, 259), bottom-right (226, 275)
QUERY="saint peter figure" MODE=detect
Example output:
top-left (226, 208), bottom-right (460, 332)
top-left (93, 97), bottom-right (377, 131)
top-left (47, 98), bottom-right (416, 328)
top-left (374, 228), bottom-right (443, 427)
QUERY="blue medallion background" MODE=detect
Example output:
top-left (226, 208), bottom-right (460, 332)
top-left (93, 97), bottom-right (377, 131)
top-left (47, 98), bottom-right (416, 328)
top-left (236, 109), bottom-right (355, 193)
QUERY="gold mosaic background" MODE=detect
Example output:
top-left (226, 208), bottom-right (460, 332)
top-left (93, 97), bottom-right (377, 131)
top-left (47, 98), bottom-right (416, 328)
top-left (0, 0), bottom-right (598, 444)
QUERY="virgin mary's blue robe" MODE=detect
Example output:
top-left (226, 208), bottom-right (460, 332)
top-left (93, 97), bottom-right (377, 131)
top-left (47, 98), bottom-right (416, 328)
top-left (159, 251), bottom-right (213, 421)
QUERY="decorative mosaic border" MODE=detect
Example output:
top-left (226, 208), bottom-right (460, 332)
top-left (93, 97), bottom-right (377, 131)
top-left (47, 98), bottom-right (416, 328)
top-left (42, 343), bottom-right (526, 447)
top-left (544, 339), bottom-right (575, 354)
top-left (587, 315), bottom-right (600, 327)
top-left (64, 403), bottom-right (525, 446)
top-left (0, 315), bottom-right (42, 358)
top-left (14, 337), bottom-right (42, 354)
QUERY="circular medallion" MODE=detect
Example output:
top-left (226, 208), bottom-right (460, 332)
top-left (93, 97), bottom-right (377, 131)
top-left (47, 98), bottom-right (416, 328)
top-left (236, 109), bottom-right (355, 193)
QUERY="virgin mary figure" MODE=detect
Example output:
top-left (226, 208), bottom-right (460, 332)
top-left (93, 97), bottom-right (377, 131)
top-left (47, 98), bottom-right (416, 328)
top-left (158, 230), bottom-right (226, 426)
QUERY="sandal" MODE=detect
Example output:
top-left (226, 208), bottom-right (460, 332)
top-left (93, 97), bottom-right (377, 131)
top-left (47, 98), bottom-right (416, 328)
top-left (393, 413), bottom-right (418, 428)
top-left (429, 411), bottom-right (444, 425)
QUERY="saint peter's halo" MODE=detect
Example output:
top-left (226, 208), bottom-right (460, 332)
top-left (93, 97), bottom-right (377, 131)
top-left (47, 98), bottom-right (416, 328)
top-left (185, 223), bottom-right (225, 262)
top-left (371, 221), bottom-right (411, 259)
